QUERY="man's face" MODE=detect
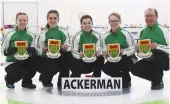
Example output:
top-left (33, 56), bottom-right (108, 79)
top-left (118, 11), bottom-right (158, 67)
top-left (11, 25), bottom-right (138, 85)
top-left (145, 9), bottom-right (158, 27)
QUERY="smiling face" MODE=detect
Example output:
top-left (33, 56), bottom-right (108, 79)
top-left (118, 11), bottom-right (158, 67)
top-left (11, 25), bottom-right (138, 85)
top-left (47, 13), bottom-right (59, 28)
top-left (81, 18), bottom-right (93, 32)
top-left (108, 13), bottom-right (121, 31)
top-left (145, 9), bottom-right (158, 27)
top-left (16, 14), bottom-right (28, 30)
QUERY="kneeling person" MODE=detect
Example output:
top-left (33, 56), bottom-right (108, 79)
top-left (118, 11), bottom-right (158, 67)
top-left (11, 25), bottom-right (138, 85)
top-left (38, 10), bottom-right (72, 88)
top-left (71, 15), bottom-right (104, 77)
top-left (1, 12), bottom-right (38, 89)
top-left (131, 8), bottom-right (169, 90)
top-left (102, 12), bottom-right (135, 88)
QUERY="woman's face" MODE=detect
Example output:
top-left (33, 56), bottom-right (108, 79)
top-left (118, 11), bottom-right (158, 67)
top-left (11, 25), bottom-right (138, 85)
top-left (47, 13), bottom-right (59, 28)
top-left (109, 15), bottom-right (120, 30)
top-left (16, 15), bottom-right (28, 30)
top-left (81, 18), bottom-right (93, 32)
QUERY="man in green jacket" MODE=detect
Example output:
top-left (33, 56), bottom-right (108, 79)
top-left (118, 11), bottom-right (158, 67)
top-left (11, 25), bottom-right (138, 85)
top-left (131, 8), bottom-right (169, 90)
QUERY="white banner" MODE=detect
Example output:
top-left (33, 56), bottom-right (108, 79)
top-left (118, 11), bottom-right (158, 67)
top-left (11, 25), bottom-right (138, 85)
top-left (62, 78), bottom-right (122, 92)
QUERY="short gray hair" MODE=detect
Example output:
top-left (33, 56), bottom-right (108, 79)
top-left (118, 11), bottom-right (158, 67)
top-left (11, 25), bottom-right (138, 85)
top-left (145, 8), bottom-right (158, 17)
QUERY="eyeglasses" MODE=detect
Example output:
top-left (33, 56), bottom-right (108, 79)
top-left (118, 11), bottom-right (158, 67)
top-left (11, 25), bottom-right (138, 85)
top-left (109, 20), bottom-right (120, 23)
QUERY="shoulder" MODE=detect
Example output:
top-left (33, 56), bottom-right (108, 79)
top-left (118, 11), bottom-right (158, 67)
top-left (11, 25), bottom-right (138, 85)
top-left (1, 30), bottom-right (16, 45)
top-left (92, 30), bottom-right (101, 37)
top-left (41, 29), bottom-right (48, 35)
top-left (121, 28), bottom-right (131, 36)
top-left (58, 26), bottom-right (69, 35)
top-left (72, 31), bottom-right (82, 41)
top-left (3, 30), bottom-right (16, 41)
top-left (27, 31), bottom-right (36, 37)
top-left (158, 24), bottom-right (170, 33)
top-left (137, 26), bottom-right (147, 38)
top-left (5, 30), bottom-right (16, 38)
top-left (102, 31), bottom-right (111, 38)
top-left (121, 28), bottom-right (134, 39)
top-left (103, 31), bottom-right (110, 39)
top-left (137, 26), bottom-right (147, 33)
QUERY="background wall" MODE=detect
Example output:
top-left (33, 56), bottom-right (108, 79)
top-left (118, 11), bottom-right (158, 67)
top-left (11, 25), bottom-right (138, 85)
top-left (0, 0), bottom-right (169, 36)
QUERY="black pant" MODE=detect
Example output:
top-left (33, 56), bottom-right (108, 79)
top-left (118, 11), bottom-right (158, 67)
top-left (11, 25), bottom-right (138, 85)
top-left (70, 55), bottom-right (104, 77)
top-left (33, 56), bottom-right (53, 73)
top-left (131, 49), bottom-right (169, 84)
top-left (40, 51), bottom-right (72, 86)
top-left (5, 57), bottom-right (38, 85)
top-left (102, 55), bottom-right (134, 86)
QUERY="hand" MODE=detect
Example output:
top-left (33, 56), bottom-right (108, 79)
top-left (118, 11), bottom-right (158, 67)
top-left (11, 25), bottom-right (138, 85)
top-left (120, 49), bottom-right (124, 55)
top-left (96, 51), bottom-right (100, 57)
top-left (4, 47), bottom-right (17, 56)
top-left (27, 47), bottom-right (37, 56)
top-left (135, 45), bottom-right (139, 52)
top-left (42, 47), bottom-right (48, 52)
top-left (80, 51), bottom-right (83, 58)
top-left (103, 51), bottom-right (108, 57)
top-left (151, 42), bottom-right (157, 49)
top-left (61, 45), bottom-right (69, 50)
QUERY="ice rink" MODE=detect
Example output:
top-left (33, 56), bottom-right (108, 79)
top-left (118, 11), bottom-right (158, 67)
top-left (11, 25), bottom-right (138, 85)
top-left (0, 1), bottom-right (169, 103)
top-left (0, 54), bottom-right (169, 104)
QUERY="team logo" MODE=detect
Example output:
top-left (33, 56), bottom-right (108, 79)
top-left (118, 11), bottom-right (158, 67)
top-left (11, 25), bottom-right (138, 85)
top-left (83, 44), bottom-right (95, 58)
top-left (107, 44), bottom-right (120, 58)
top-left (138, 39), bottom-right (151, 54)
top-left (48, 39), bottom-right (61, 55)
top-left (15, 41), bottom-right (28, 56)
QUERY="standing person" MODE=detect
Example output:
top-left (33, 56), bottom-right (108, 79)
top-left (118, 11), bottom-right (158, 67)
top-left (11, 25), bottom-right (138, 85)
top-left (38, 10), bottom-right (72, 88)
top-left (102, 12), bottom-right (135, 88)
top-left (131, 8), bottom-right (169, 90)
top-left (70, 15), bottom-right (104, 77)
top-left (1, 12), bottom-right (38, 89)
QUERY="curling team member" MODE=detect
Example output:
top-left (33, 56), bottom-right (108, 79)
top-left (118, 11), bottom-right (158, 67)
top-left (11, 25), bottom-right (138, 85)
top-left (102, 12), bottom-right (135, 88)
top-left (131, 8), bottom-right (169, 90)
top-left (71, 15), bottom-right (104, 77)
top-left (1, 12), bottom-right (38, 89)
top-left (38, 10), bottom-right (72, 88)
